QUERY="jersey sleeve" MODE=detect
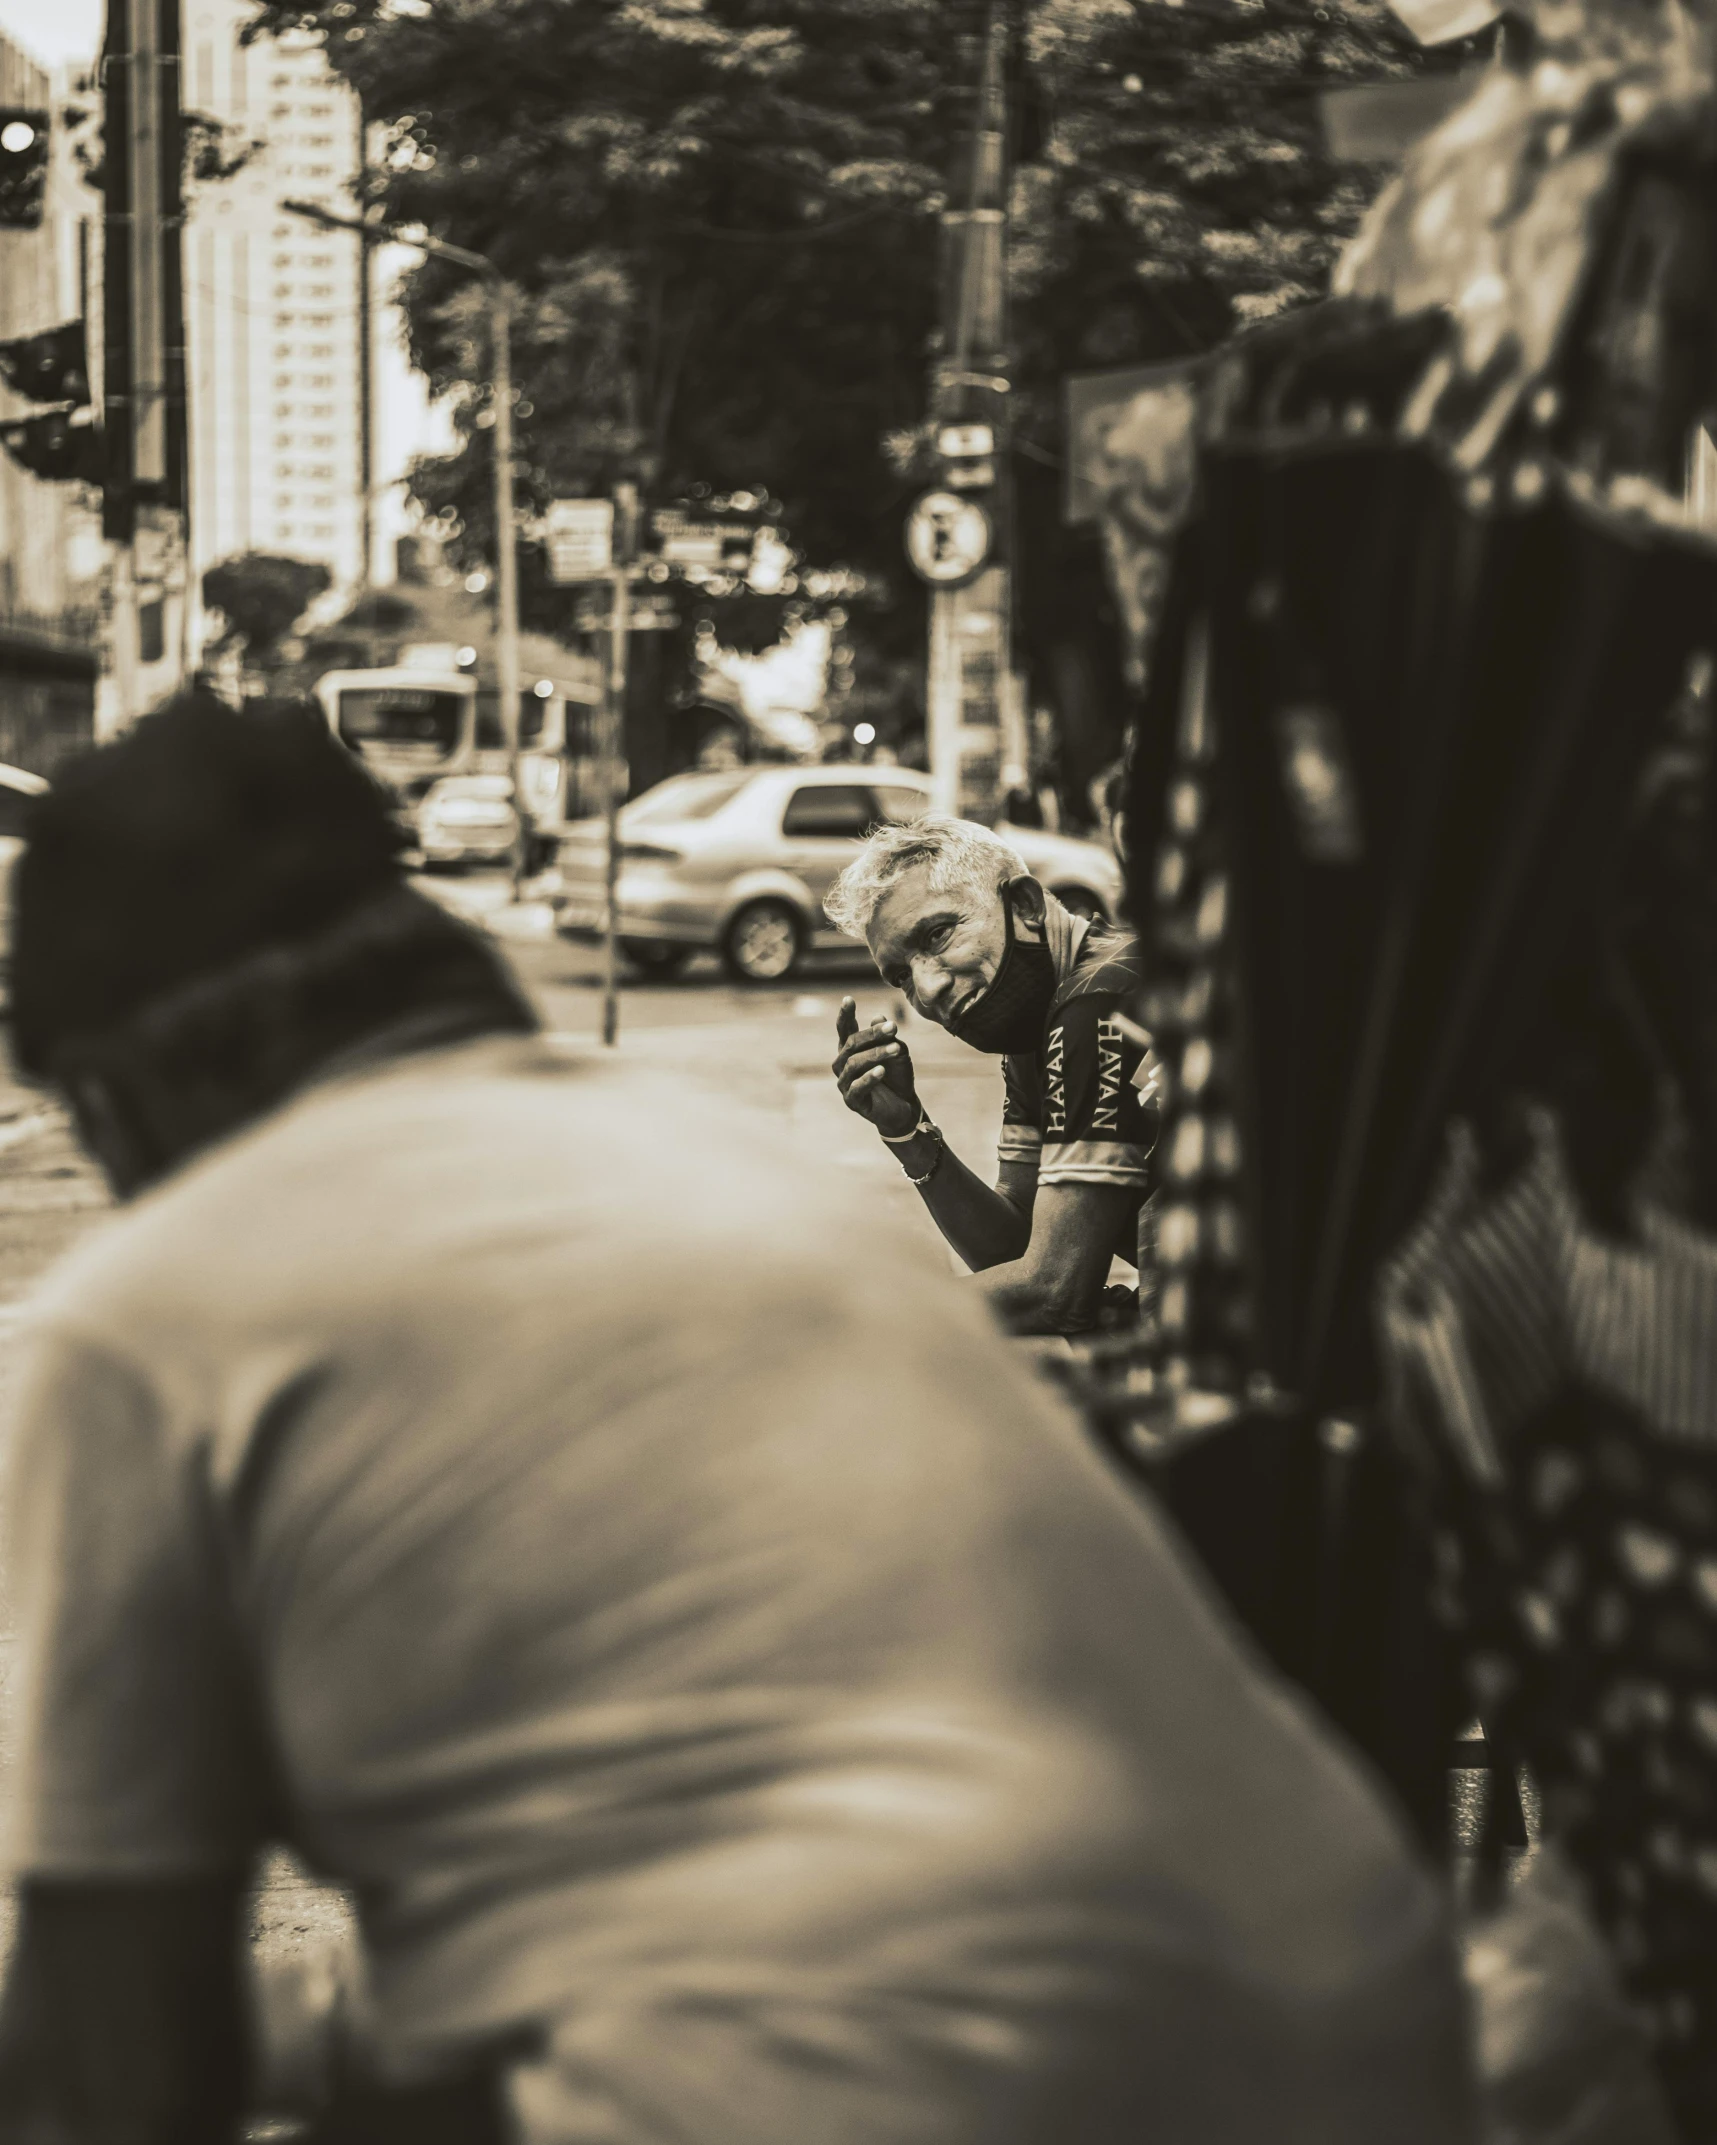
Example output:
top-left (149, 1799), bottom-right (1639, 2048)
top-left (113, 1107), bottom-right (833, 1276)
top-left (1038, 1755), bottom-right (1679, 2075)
top-left (1037, 995), bottom-right (1160, 1189)
top-left (5, 1326), bottom-right (268, 1879)
top-left (996, 1053), bottom-right (1042, 1178)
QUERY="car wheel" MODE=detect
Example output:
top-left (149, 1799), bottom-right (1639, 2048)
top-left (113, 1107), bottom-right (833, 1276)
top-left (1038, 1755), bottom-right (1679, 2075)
top-left (723, 899), bottom-right (803, 983)
top-left (622, 940), bottom-right (691, 980)
top-left (1052, 884), bottom-right (1108, 925)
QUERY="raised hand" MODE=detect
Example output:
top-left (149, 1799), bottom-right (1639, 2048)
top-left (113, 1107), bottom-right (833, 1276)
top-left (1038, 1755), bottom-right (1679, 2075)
top-left (832, 997), bottom-right (920, 1138)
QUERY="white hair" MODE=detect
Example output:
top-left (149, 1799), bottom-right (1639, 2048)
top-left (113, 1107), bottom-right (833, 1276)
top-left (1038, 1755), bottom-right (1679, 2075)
top-left (824, 813), bottom-right (1028, 940)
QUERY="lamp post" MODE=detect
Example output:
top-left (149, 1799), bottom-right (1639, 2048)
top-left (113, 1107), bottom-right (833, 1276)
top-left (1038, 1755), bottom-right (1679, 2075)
top-left (282, 200), bottom-right (524, 890)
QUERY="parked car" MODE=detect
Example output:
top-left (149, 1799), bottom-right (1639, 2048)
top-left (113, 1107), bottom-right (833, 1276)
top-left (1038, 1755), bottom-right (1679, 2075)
top-left (415, 772), bottom-right (519, 870)
top-left (551, 763), bottom-right (1124, 982)
top-left (0, 761), bottom-right (46, 988)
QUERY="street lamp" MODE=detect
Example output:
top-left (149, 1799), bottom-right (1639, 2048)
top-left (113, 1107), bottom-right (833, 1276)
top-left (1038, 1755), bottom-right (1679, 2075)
top-left (282, 198), bottom-right (525, 892)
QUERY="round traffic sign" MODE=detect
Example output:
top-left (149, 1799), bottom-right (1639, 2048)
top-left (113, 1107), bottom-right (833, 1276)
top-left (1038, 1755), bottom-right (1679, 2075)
top-left (905, 491), bottom-right (992, 585)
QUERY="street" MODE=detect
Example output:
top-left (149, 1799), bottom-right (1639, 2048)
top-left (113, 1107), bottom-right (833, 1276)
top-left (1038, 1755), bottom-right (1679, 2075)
top-left (438, 873), bottom-right (1011, 1184)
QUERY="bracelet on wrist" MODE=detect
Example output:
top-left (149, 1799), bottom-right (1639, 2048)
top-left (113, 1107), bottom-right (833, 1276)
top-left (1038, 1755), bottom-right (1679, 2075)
top-left (881, 1111), bottom-right (935, 1146)
top-left (900, 1125), bottom-right (945, 1188)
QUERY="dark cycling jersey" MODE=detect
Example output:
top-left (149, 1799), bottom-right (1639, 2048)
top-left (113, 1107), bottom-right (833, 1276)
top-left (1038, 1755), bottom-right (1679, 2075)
top-left (999, 930), bottom-right (1160, 1253)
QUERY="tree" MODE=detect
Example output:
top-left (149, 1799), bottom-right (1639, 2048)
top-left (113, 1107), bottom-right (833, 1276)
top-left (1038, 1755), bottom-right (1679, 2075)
top-left (243, 0), bottom-right (1418, 801)
top-left (1002, 0), bottom-right (1421, 803)
top-left (202, 553), bottom-right (332, 667)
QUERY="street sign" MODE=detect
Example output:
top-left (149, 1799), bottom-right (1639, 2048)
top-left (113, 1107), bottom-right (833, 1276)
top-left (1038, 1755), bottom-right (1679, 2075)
top-left (545, 498), bottom-right (614, 582)
top-left (937, 423), bottom-right (994, 459)
top-left (650, 510), bottom-right (731, 568)
top-left (574, 590), bottom-right (680, 634)
top-left (906, 491), bottom-right (992, 586)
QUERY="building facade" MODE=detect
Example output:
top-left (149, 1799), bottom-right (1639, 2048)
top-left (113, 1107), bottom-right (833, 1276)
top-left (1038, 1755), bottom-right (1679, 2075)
top-left (0, 29), bottom-right (102, 774)
top-left (183, 0), bottom-right (367, 597)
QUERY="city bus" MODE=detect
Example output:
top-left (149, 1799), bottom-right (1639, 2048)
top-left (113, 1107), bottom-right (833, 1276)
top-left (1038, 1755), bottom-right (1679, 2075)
top-left (314, 660), bottom-right (605, 843)
top-left (314, 667), bottom-right (478, 800)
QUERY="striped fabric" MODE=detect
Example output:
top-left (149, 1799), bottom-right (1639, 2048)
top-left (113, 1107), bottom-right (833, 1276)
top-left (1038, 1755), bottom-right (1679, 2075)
top-left (1379, 1111), bottom-right (1717, 2139)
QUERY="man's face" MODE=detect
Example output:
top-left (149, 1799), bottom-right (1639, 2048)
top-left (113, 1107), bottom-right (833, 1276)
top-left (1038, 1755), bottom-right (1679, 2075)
top-left (866, 865), bottom-right (1009, 1028)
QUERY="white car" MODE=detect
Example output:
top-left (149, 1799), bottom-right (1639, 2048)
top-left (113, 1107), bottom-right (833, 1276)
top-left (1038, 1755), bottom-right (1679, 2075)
top-left (553, 763), bottom-right (1124, 982)
top-left (416, 773), bottom-right (520, 869)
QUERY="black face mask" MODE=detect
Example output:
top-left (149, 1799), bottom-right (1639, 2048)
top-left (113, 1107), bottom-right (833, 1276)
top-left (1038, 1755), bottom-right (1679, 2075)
top-left (948, 897), bottom-right (1057, 1055)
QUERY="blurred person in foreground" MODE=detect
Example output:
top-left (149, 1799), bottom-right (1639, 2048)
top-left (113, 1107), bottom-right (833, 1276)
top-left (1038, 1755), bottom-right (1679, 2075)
top-left (0, 692), bottom-right (1478, 2144)
top-left (826, 815), bottom-right (1157, 1335)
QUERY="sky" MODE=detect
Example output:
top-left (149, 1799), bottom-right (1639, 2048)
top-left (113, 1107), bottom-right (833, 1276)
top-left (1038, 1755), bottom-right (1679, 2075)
top-left (0, 0), bottom-right (102, 70)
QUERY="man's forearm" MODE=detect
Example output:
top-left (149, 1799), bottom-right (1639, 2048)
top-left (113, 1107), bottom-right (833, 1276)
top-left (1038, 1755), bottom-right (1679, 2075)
top-left (975, 1180), bottom-right (1144, 1336)
top-left (976, 1259), bottom-right (1091, 1336)
top-left (891, 1127), bottom-right (1031, 1271)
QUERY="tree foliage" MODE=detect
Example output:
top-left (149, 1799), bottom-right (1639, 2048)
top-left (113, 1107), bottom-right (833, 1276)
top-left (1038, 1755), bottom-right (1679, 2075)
top-left (202, 552), bottom-right (332, 661)
top-left (243, 0), bottom-right (1418, 794)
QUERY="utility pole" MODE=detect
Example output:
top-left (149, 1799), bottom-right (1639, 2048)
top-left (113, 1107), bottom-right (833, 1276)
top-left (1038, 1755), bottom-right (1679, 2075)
top-left (488, 277), bottom-right (523, 889)
top-left (601, 480), bottom-right (637, 1050)
top-left (355, 116), bottom-right (375, 587)
top-left (911, 3), bottom-right (1014, 824)
top-left (103, 0), bottom-right (189, 725)
top-left (284, 200), bottom-right (524, 888)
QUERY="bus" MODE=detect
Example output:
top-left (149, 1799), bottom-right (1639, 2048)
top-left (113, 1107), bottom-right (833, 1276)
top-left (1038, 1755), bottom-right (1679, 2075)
top-left (314, 667), bottom-right (477, 799)
top-left (314, 661), bottom-right (605, 842)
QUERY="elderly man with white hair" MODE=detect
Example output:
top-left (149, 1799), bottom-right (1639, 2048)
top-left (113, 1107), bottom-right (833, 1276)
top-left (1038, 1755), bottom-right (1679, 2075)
top-left (825, 814), bottom-right (1158, 1336)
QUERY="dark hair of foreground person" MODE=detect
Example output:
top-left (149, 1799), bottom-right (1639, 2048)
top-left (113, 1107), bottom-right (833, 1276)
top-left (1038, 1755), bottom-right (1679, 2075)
top-left (8, 688), bottom-right (536, 1193)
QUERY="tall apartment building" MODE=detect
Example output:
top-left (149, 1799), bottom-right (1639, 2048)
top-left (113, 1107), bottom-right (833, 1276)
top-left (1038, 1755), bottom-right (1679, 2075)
top-left (183, 0), bottom-right (367, 594)
top-left (0, 27), bottom-right (103, 772)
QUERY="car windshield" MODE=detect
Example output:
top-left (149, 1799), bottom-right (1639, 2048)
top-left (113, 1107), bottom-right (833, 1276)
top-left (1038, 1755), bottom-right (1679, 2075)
top-left (625, 772), bottom-right (751, 826)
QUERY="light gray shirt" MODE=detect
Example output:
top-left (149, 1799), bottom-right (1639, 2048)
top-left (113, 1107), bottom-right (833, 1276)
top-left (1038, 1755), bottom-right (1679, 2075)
top-left (6, 1038), bottom-right (1476, 2143)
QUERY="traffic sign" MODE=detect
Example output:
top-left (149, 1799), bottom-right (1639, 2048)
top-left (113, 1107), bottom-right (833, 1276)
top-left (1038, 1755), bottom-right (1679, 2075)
top-left (544, 498), bottom-right (613, 582)
top-left (574, 589), bottom-right (680, 634)
top-left (650, 511), bottom-right (728, 568)
top-left (937, 423), bottom-right (994, 459)
top-left (906, 491), bottom-right (992, 585)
